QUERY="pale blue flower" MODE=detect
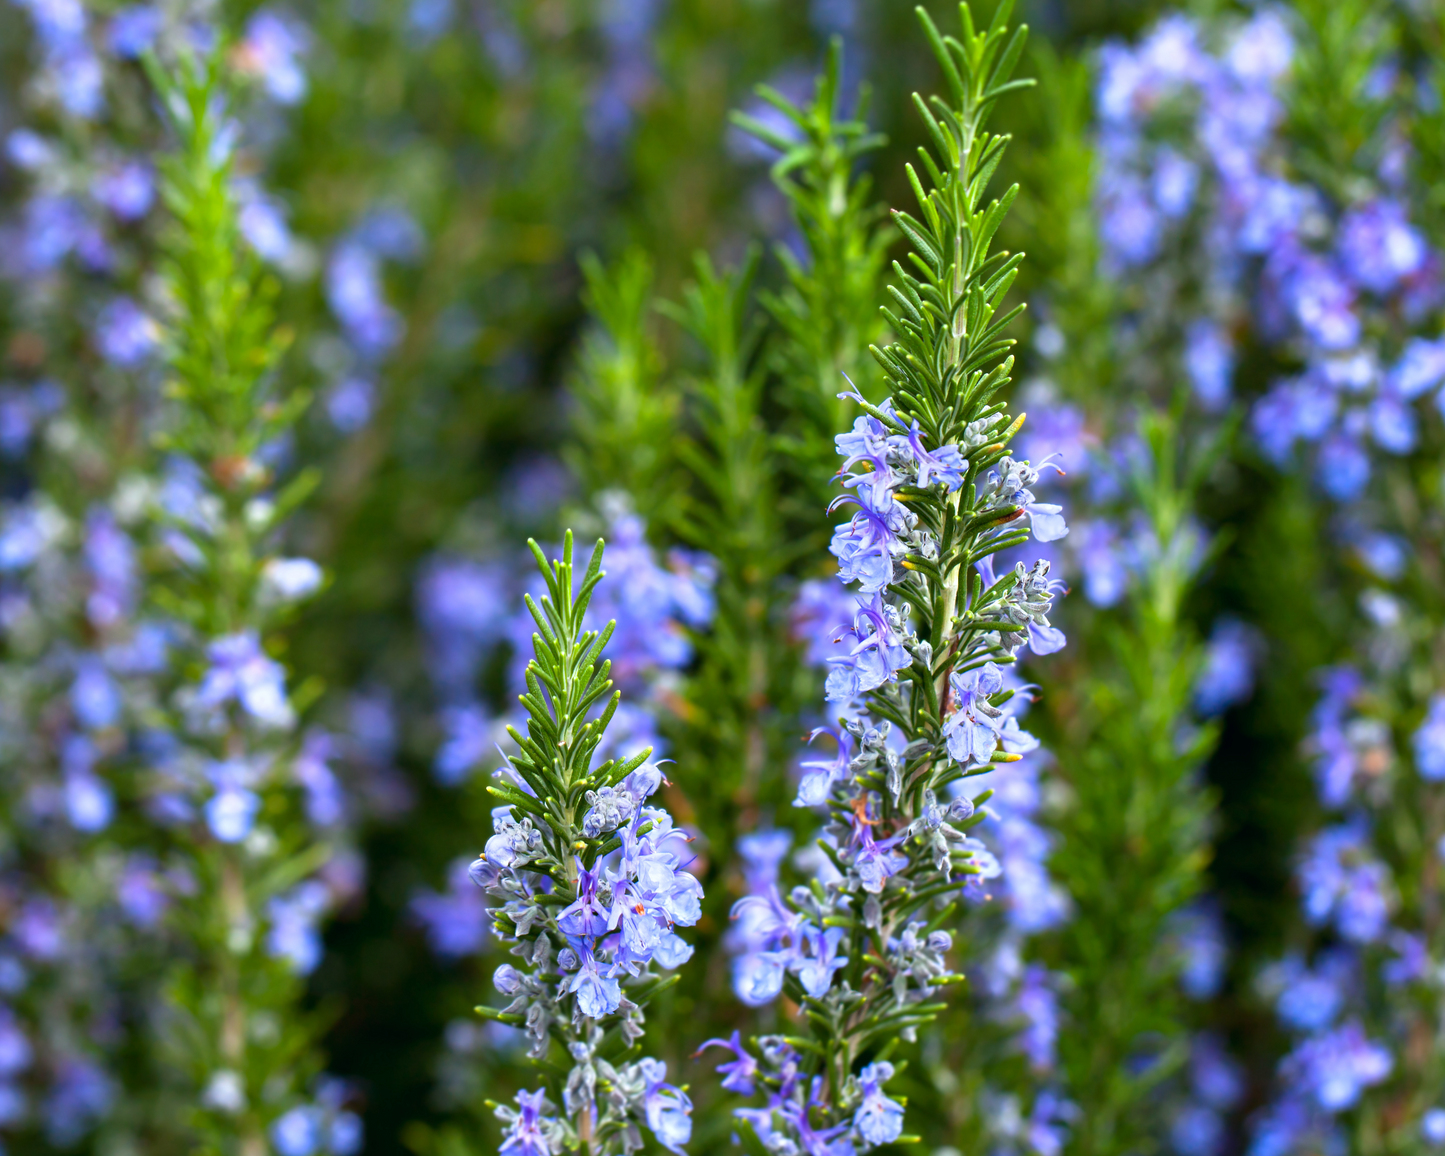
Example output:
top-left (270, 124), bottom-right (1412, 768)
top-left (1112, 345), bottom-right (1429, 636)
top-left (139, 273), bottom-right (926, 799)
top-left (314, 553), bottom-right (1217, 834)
top-left (829, 474), bottom-right (912, 592)
top-left (737, 829), bottom-right (793, 891)
top-left (1368, 391), bottom-right (1417, 454)
top-left (795, 926), bottom-right (848, 999)
top-left (1015, 965), bottom-right (1060, 1071)
top-left (557, 861), bottom-right (609, 939)
top-left (563, 946), bottom-right (622, 1018)
top-left (261, 557), bottom-right (323, 601)
top-left (1299, 824), bottom-right (1391, 943)
top-left (203, 760), bottom-right (263, 842)
top-left (943, 663), bottom-right (1006, 766)
top-left (1194, 620), bottom-right (1258, 717)
top-left (697, 1031), bottom-right (758, 1094)
top-left (330, 1112), bottom-right (363, 1155)
top-left (92, 161), bottom-right (155, 222)
top-left (64, 770), bottom-right (114, 833)
top-left (641, 1058), bottom-right (693, 1154)
top-left (109, 5), bottom-right (160, 55)
top-left (1413, 695), bottom-right (1445, 780)
top-left (116, 858), bottom-right (169, 928)
top-left (1337, 199), bottom-right (1426, 295)
top-left (1280, 1021), bottom-right (1391, 1111)
top-left (43, 1058), bottom-right (113, 1147)
top-left (1172, 1105), bottom-right (1225, 1156)
top-left (95, 298), bottom-right (160, 367)
top-left (71, 659), bottom-right (121, 729)
top-left (849, 804), bottom-right (908, 894)
top-left (1191, 1034), bottom-right (1244, 1110)
top-left (0, 1009), bottom-right (32, 1078)
top-left (240, 196), bottom-right (294, 263)
top-left (1387, 337), bottom-right (1445, 399)
top-left (1281, 251), bottom-right (1360, 350)
top-left (796, 726), bottom-right (853, 807)
top-left (327, 242), bottom-right (402, 356)
top-left (825, 591), bottom-right (912, 703)
top-left (1270, 952), bottom-right (1349, 1032)
top-left (197, 633), bottom-right (294, 728)
top-left (1185, 319), bottom-right (1234, 411)
top-left (898, 422), bottom-right (966, 489)
top-left (497, 1088), bottom-right (557, 1156)
top-left (1173, 905), bottom-right (1228, 1000)
top-left (266, 882), bottom-right (330, 974)
top-left (1422, 1109), bottom-right (1445, 1146)
top-left (732, 950), bottom-right (788, 1007)
top-left (326, 378), bottom-right (375, 431)
top-left (1316, 434), bottom-right (1369, 501)
top-left (236, 11), bottom-right (310, 104)
top-left (853, 1062), bottom-right (904, 1145)
top-left (272, 1105), bottom-right (321, 1156)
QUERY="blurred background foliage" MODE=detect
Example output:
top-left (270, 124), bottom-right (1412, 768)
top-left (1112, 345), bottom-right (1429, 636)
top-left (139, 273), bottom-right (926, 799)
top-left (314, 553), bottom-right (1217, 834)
top-left (0, 0), bottom-right (1358, 1152)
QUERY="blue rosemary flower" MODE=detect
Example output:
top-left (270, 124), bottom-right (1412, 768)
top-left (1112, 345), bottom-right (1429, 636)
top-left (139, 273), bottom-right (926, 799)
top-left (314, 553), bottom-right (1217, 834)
top-left (704, 10), bottom-right (1067, 1150)
top-left (470, 536), bottom-right (701, 1153)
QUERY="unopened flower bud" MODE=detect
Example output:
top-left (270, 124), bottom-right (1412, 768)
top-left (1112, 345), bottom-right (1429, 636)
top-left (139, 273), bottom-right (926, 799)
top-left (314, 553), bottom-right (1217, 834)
top-left (493, 964), bottom-right (522, 994)
top-left (947, 797), bottom-right (975, 823)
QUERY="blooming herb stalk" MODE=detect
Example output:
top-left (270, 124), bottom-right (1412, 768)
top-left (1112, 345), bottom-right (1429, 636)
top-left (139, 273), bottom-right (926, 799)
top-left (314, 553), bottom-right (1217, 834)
top-left (0, 3), bottom-right (230, 1147)
top-left (885, 53), bottom-right (1100, 1156)
top-left (996, 41), bottom-right (1250, 1156)
top-left (473, 533), bottom-right (702, 1155)
top-left (1198, 3), bottom-right (1445, 1151)
top-left (1045, 413), bottom-right (1224, 1156)
top-left (1079, 3), bottom-right (1445, 1151)
top-left (141, 52), bottom-right (358, 1155)
top-left (546, 61), bottom-right (898, 1116)
top-left (701, 5), bottom-right (1073, 1149)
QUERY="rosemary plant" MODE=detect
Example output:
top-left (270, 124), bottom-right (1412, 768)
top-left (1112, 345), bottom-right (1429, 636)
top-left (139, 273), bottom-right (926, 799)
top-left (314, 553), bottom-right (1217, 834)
top-left (565, 249), bottom-right (678, 530)
top-left (141, 51), bottom-right (356, 1155)
top-left (731, 39), bottom-right (892, 516)
top-left (1048, 411), bottom-right (1223, 1156)
top-left (474, 533), bottom-right (702, 1155)
top-left (702, 5), bottom-right (1072, 1150)
top-left (1006, 43), bottom-right (1239, 1156)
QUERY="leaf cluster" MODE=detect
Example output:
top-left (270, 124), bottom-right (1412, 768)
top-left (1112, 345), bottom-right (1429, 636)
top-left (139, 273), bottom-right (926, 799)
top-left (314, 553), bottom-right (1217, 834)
top-left (732, 40), bottom-right (894, 460)
top-left (874, 3), bottom-right (1032, 453)
top-left (496, 533), bottom-right (652, 888)
top-left (564, 249), bottom-right (678, 525)
top-left (147, 50), bottom-right (305, 470)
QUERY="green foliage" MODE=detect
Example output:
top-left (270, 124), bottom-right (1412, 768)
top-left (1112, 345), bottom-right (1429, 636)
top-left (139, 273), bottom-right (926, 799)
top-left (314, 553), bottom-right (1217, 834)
top-left (660, 247), bottom-right (795, 821)
top-left (1008, 41), bottom-right (1116, 409)
top-left (865, 0), bottom-right (1034, 664)
top-left (734, 40), bottom-right (893, 498)
top-left (151, 58), bottom-right (297, 466)
top-left (145, 49), bottom-right (331, 1156)
top-left (498, 533), bottom-right (650, 868)
top-left (999, 32), bottom-right (1234, 1156)
top-left (1046, 413), bottom-right (1222, 1156)
top-left (565, 250), bottom-right (676, 527)
top-left (718, 3), bottom-right (1046, 1134)
top-left (1285, 0), bottom-right (1398, 199)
